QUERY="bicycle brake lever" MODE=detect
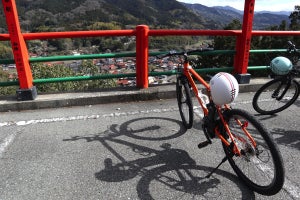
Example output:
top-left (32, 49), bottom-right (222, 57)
top-left (206, 74), bottom-right (213, 80)
top-left (169, 50), bottom-right (177, 54)
top-left (157, 50), bottom-right (178, 59)
top-left (287, 41), bottom-right (296, 52)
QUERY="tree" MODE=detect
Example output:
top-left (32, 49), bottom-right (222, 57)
top-left (0, 68), bottom-right (17, 95)
top-left (289, 5), bottom-right (300, 45)
top-left (214, 19), bottom-right (242, 50)
top-left (31, 61), bottom-right (117, 93)
top-left (199, 19), bottom-right (242, 69)
top-left (77, 60), bottom-right (117, 90)
top-left (98, 38), bottom-right (124, 52)
top-left (31, 63), bottom-right (79, 92)
top-left (289, 6), bottom-right (300, 30)
top-left (0, 42), bottom-right (13, 59)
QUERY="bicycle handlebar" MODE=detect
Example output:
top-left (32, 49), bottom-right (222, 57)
top-left (286, 41), bottom-right (300, 67)
top-left (287, 41), bottom-right (298, 53)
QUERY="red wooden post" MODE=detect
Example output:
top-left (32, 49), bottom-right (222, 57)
top-left (233, 0), bottom-right (255, 83)
top-left (135, 25), bottom-right (149, 88)
top-left (2, 0), bottom-right (37, 100)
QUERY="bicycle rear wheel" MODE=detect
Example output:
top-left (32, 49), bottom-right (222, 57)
top-left (176, 76), bottom-right (193, 129)
top-left (221, 109), bottom-right (284, 195)
top-left (252, 77), bottom-right (299, 115)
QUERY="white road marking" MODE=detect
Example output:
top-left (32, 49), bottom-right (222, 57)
top-left (0, 99), bottom-right (256, 128)
top-left (0, 132), bottom-right (17, 158)
top-left (0, 107), bottom-right (179, 128)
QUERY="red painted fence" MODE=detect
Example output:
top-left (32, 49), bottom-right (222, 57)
top-left (1, 0), bottom-right (300, 100)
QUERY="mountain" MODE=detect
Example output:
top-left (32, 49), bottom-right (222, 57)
top-left (256, 11), bottom-right (291, 16)
top-left (213, 6), bottom-right (244, 15)
top-left (183, 4), bottom-right (242, 29)
top-left (183, 3), bottom-right (290, 29)
top-left (0, 0), bottom-right (208, 32)
top-left (0, 0), bottom-right (291, 33)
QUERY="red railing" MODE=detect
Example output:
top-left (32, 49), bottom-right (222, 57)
top-left (1, 0), bottom-right (300, 100)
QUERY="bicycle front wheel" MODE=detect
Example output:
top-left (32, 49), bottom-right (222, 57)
top-left (252, 78), bottom-right (300, 115)
top-left (222, 109), bottom-right (285, 195)
top-left (176, 76), bottom-right (193, 129)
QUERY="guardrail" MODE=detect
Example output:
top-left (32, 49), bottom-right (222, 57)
top-left (0, 49), bottom-right (288, 87)
top-left (1, 0), bottom-right (300, 101)
top-left (1, 27), bottom-right (300, 92)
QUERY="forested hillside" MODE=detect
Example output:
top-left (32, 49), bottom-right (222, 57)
top-left (0, 0), bottom-right (207, 32)
top-left (0, 0), bottom-right (291, 33)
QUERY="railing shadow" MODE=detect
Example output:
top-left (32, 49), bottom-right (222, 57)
top-left (63, 116), bottom-right (255, 199)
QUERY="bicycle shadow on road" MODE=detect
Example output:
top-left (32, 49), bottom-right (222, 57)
top-left (117, 116), bottom-right (187, 141)
top-left (95, 143), bottom-right (255, 200)
top-left (293, 99), bottom-right (300, 108)
top-left (63, 116), bottom-right (255, 199)
top-left (271, 128), bottom-right (300, 150)
top-left (136, 164), bottom-right (255, 200)
top-left (253, 113), bottom-right (278, 121)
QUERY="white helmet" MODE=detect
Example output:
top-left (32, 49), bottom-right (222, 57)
top-left (210, 72), bottom-right (239, 105)
top-left (270, 56), bottom-right (292, 75)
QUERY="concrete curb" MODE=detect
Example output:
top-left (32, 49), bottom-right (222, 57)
top-left (0, 78), bottom-right (270, 112)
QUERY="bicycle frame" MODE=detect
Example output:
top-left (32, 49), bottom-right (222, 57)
top-left (181, 56), bottom-right (210, 116)
top-left (272, 76), bottom-right (293, 100)
top-left (181, 57), bottom-right (257, 156)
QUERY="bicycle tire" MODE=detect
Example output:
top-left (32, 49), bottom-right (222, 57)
top-left (252, 77), bottom-right (300, 115)
top-left (176, 76), bottom-right (193, 129)
top-left (221, 109), bottom-right (285, 195)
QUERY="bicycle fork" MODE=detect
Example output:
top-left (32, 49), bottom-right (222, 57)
top-left (202, 109), bottom-right (257, 178)
top-left (272, 78), bottom-right (291, 100)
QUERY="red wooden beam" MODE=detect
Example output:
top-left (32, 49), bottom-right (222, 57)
top-left (135, 25), bottom-right (149, 88)
top-left (2, 30), bottom-right (300, 42)
top-left (233, 0), bottom-right (256, 83)
top-left (149, 29), bottom-right (241, 36)
top-left (22, 30), bottom-right (136, 40)
top-left (2, 0), bottom-right (37, 100)
top-left (251, 31), bottom-right (300, 36)
top-left (235, 0), bottom-right (256, 74)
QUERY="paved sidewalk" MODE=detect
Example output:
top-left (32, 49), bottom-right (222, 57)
top-left (0, 78), bottom-right (270, 112)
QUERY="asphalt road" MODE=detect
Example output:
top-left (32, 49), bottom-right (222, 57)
top-left (0, 92), bottom-right (299, 200)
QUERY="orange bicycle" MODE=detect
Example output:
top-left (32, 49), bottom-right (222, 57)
top-left (158, 48), bottom-right (285, 195)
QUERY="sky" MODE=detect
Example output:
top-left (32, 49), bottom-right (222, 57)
top-left (177, 0), bottom-right (298, 12)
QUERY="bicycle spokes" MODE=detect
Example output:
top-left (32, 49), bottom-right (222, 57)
top-left (221, 109), bottom-right (284, 195)
top-left (233, 118), bottom-right (256, 149)
top-left (255, 146), bottom-right (271, 163)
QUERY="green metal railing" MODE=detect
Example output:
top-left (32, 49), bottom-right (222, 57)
top-left (0, 49), bottom-right (284, 87)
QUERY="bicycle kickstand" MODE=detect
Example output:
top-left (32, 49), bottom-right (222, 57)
top-left (205, 156), bottom-right (228, 178)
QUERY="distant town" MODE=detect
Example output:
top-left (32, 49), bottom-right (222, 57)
top-left (1, 51), bottom-right (179, 87)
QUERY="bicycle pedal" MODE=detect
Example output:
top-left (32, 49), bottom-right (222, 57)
top-left (198, 140), bottom-right (211, 149)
